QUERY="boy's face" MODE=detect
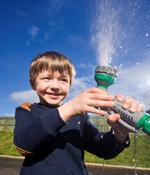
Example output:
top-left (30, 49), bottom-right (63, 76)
top-left (33, 70), bottom-right (71, 106)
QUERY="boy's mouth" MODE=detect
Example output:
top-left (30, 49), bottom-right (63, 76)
top-left (47, 92), bottom-right (61, 99)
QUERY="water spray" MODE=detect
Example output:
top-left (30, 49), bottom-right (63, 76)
top-left (95, 66), bottom-right (150, 136)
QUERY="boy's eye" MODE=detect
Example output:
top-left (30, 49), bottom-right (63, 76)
top-left (60, 78), bottom-right (68, 82)
top-left (60, 76), bottom-right (70, 83)
top-left (43, 77), bottom-right (51, 80)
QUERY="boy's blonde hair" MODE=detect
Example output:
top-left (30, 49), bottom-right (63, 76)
top-left (29, 51), bottom-right (76, 86)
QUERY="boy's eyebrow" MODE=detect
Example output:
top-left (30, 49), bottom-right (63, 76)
top-left (60, 75), bottom-right (70, 78)
top-left (46, 71), bottom-right (70, 78)
top-left (60, 74), bottom-right (70, 80)
top-left (61, 73), bottom-right (69, 76)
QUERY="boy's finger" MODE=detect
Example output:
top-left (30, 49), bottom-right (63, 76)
top-left (122, 96), bottom-right (132, 109)
top-left (116, 94), bottom-right (124, 102)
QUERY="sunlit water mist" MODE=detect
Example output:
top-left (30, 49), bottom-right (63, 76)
top-left (91, 0), bottom-right (150, 67)
top-left (91, 0), bottom-right (124, 66)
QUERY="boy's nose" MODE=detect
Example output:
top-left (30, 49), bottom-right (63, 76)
top-left (49, 80), bottom-right (59, 89)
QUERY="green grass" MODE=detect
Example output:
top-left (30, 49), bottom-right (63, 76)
top-left (0, 131), bottom-right (20, 156)
top-left (0, 131), bottom-right (150, 168)
top-left (85, 133), bottom-right (150, 168)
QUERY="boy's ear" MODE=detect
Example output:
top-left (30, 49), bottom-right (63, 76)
top-left (30, 79), bottom-right (36, 90)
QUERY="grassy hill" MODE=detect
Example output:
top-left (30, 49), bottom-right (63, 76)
top-left (85, 133), bottom-right (150, 168)
top-left (0, 131), bottom-right (150, 168)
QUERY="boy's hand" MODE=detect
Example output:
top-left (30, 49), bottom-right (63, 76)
top-left (107, 94), bottom-right (143, 143)
top-left (69, 87), bottom-right (115, 116)
top-left (115, 94), bottom-right (143, 112)
top-left (58, 87), bottom-right (115, 122)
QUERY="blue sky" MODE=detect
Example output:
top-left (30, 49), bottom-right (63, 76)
top-left (0, 0), bottom-right (150, 116)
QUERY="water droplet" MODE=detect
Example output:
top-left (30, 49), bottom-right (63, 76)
top-left (118, 64), bottom-right (123, 69)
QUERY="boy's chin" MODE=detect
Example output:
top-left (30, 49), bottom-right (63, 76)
top-left (46, 100), bottom-right (62, 106)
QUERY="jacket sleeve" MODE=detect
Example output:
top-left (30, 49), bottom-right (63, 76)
top-left (14, 103), bottom-right (66, 156)
top-left (83, 116), bottom-right (130, 160)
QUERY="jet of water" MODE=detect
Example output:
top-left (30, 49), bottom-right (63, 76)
top-left (91, 0), bottom-right (124, 66)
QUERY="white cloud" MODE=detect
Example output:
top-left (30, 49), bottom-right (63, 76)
top-left (78, 62), bottom-right (95, 71)
top-left (10, 90), bottom-right (39, 104)
top-left (16, 10), bottom-right (27, 17)
top-left (72, 77), bottom-right (91, 90)
top-left (28, 25), bottom-right (39, 38)
top-left (26, 25), bottom-right (40, 45)
top-left (46, 0), bottom-right (68, 16)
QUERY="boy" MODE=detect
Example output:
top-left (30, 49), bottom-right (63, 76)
top-left (14, 51), bottom-right (142, 175)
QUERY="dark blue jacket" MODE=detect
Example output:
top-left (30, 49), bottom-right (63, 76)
top-left (14, 103), bottom-right (130, 175)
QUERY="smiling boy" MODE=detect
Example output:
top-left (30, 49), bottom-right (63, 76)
top-left (14, 51), bottom-right (142, 175)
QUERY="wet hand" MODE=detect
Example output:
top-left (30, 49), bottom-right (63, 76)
top-left (115, 94), bottom-right (143, 113)
top-left (58, 87), bottom-right (116, 122)
top-left (107, 94), bottom-right (143, 143)
top-left (69, 87), bottom-right (115, 116)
